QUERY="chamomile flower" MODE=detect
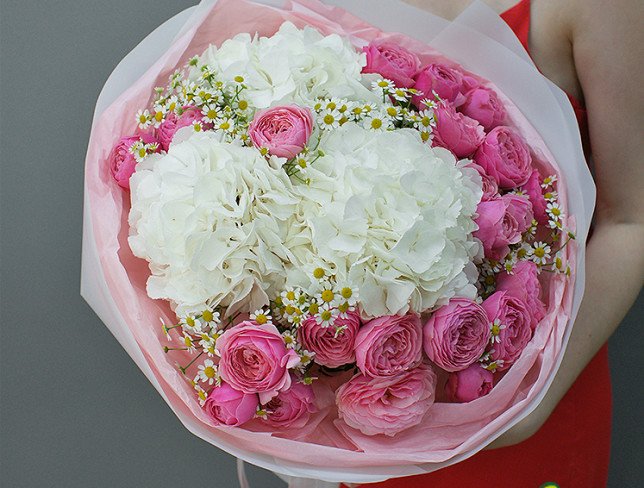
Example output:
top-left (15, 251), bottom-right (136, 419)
top-left (298, 349), bottom-right (314, 367)
top-left (554, 253), bottom-right (565, 273)
top-left (546, 202), bottom-right (564, 221)
top-left (383, 104), bottom-right (404, 121)
top-left (282, 330), bottom-right (298, 349)
top-left (516, 241), bottom-right (533, 260)
top-left (280, 287), bottom-right (301, 307)
top-left (419, 98), bottom-right (437, 110)
top-left (314, 306), bottom-right (337, 328)
top-left (197, 359), bottom-right (218, 385)
top-left (214, 116), bottom-right (236, 133)
top-left (371, 78), bottom-right (395, 95)
top-left (194, 384), bottom-right (208, 406)
top-left (482, 358), bottom-right (504, 372)
top-left (337, 284), bottom-right (358, 307)
top-left (161, 318), bottom-right (173, 341)
top-left (250, 309), bottom-right (272, 325)
top-left (389, 86), bottom-right (410, 102)
top-left (130, 141), bottom-right (148, 163)
top-left (541, 174), bottom-right (557, 188)
top-left (490, 319), bottom-right (506, 344)
top-left (199, 335), bottom-right (217, 357)
top-left (363, 110), bottom-right (393, 131)
top-left (414, 109), bottom-right (436, 131)
top-left (543, 190), bottom-right (558, 202)
top-left (180, 315), bottom-right (203, 334)
top-left (529, 241), bottom-right (551, 265)
top-left (318, 109), bottom-right (342, 130)
top-left (182, 333), bottom-right (197, 353)
top-left (200, 308), bottom-right (220, 328)
top-left (135, 109), bottom-right (152, 129)
top-left (151, 104), bottom-right (167, 128)
top-left (548, 218), bottom-right (564, 230)
top-left (202, 104), bottom-right (220, 123)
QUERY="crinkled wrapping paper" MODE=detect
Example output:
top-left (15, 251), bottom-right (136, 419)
top-left (81, 0), bottom-right (595, 485)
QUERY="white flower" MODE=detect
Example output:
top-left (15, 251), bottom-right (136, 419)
top-left (250, 309), bottom-right (272, 325)
top-left (286, 123), bottom-right (482, 317)
top-left (546, 202), bottom-right (564, 221)
top-left (197, 359), bottom-right (218, 385)
top-left (529, 241), bottom-right (551, 265)
top-left (129, 131), bottom-right (300, 316)
top-left (135, 109), bottom-right (152, 129)
top-left (195, 22), bottom-right (377, 109)
top-left (541, 174), bottom-right (557, 188)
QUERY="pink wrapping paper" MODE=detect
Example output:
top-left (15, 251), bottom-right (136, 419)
top-left (82, 0), bottom-right (593, 483)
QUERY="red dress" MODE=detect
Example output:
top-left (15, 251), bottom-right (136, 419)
top-left (344, 1), bottom-right (612, 486)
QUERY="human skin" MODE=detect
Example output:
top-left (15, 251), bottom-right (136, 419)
top-left (402, 0), bottom-right (644, 448)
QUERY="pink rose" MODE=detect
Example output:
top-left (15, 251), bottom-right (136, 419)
top-left (362, 40), bottom-right (421, 88)
top-left (522, 170), bottom-right (548, 225)
top-left (412, 63), bottom-right (466, 107)
top-left (248, 105), bottom-right (313, 159)
top-left (468, 163), bottom-right (499, 201)
top-left (156, 106), bottom-right (207, 151)
top-left (431, 103), bottom-right (485, 158)
top-left (423, 298), bottom-right (491, 372)
top-left (482, 291), bottom-right (533, 370)
top-left (495, 260), bottom-right (546, 329)
top-left (203, 382), bottom-right (259, 426)
top-left (474, 194), bottom-right (534, 261)
top-left (459, 86), bottom-right (506, 131)
top-left (217, 321), bottom-right (300, 403)
top-left (298, 311), bottom-right (361, 368)
top-left (474, 126), bottom-right (532, 189)
top-left (261, 377), bottom-right (316, 429)
top-left (445, 364), bottom-right (494, 403)
top-left (354, 314), bottom-right (423, 377)
top-left (336, 365), bottom-right (437, 436)
top-left (109, 133), bottom-right (158, 190)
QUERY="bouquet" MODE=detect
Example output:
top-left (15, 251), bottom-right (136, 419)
top-left (82, 0), bottom-right (595, 485)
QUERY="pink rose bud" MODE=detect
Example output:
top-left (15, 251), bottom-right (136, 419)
top-left (423, 298), bottom-right (491, 372)
top-left (468, 162), bottom-right (499, 201)
top-left (362, 40), bottom-right (421, 88)
top-left (203, 382), bottom-right (259, 426)
top-left (445, 363), bottom-right (494, 403)
top-left (522, 170), bottom-right (548, 225)
top-left (261, 377), bottom-right (316, 429)
top-left (248, 104), bottom-right (313, 159)
top-left (495, 260), bottom-right (546, 329)
top-left (431, 103), bottom-right (485, 158)
top-left (474, 126), bottom-right (532, 189)
top-left (482, 291), bottom-right (533, 370)
top-left (109, 134), bottom-right (158, 190)
top-left (459, 86), bottom-right (506, 131)
top-left (354, 313), bottom-right (423, 377)
top-left (474, 194), bottom-right (534, 261)
top-left (412, 63), bottom-right (466, 107)
top-left (217, 321), bottom-right (301, 403)
top-left (298, 311), bottom-right (361, 368)
top-left (336, 364), bottom-right (437, 437)
top-left (156, 106), bottom-right (207, 151)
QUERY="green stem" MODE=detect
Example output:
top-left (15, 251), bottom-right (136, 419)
top-left (179, 351), bottom-right (204, 375)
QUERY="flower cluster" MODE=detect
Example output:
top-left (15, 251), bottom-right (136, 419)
top-left (112, 25), bottom-right (574, 437)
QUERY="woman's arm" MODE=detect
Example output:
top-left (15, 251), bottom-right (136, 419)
top-left (490, 0), bottom-right (644, 448)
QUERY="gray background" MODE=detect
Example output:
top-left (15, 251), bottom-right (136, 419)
top-left (1, 1), bottom-right (642, 487)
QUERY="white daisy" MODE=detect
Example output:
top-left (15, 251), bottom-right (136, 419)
top-left (529, 241), bottom-right (551, 265)
top-left (250, 309), bottom-right (272, 325)
top-left (197, 359), bottom-right (218, 385)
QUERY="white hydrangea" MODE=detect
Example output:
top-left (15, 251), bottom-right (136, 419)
top-left (128, 131), bottom-right (300, 317)
top-left (193, 22), bottom-right (377, 108)
top-left (129, 126), bottom-right (482, 319)
top-left (284, 123), bottom-right (483, 317)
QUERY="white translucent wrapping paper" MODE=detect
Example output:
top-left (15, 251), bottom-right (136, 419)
top-left (82, 1), bottom-right (595, 486)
